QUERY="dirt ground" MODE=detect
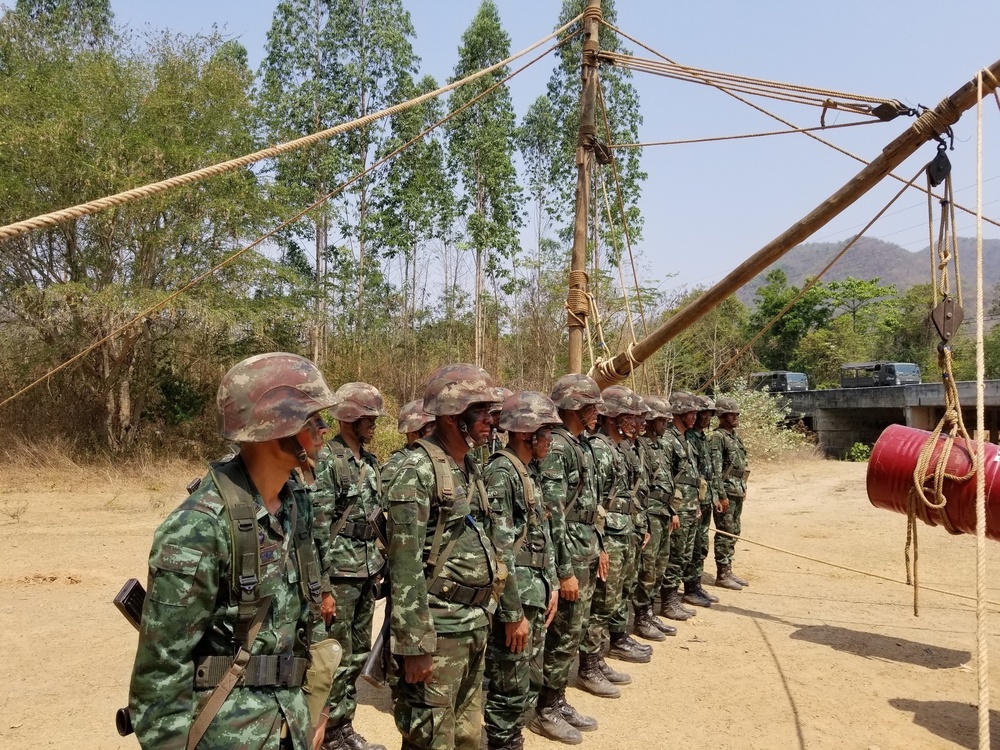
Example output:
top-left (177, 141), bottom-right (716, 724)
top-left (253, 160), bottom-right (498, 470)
top-left (3, 456), bottom-right (1000, 750)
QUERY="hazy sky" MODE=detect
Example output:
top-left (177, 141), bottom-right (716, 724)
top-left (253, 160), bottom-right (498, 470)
top-left (47, 2), bottom-right (1000, 296)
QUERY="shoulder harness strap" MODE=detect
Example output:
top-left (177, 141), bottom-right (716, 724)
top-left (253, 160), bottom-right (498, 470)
top-left (495, 448), bottom-right (536, 555)
top-left (415, 438), bottom-right (456, 574)
top-left (553, 428), bottom-right (587, 515)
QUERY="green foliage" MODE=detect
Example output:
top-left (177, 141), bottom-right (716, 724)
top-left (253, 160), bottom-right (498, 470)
top-left (845, 442), bottom-right (872, 462)
top-left (725, 389), bottom-right (815, 462)
top-left (747, 269), bottom-right (832, 370)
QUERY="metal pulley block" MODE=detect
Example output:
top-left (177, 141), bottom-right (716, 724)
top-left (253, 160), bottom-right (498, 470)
top-left (930, 296), bottom-right (963, 341)
top-left (926, 146), bottom-right (951, 188)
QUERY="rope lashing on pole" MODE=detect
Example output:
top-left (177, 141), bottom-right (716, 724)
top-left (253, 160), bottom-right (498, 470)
top-left (0, 33), bottom-right (577, 412)
top-left (0, 14), bottom-right (583, 243)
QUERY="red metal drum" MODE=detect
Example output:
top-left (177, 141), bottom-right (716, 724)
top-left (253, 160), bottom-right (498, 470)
top-left (867, 424), bottom-right (1000, 541)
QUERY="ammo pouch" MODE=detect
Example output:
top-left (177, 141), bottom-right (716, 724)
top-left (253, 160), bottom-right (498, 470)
top-left (428, 576), bottom-right (494, 607)
top-left (566, 508), bottom-right (598, 525)
top-left (194, 653), bottom-right (308, 689)
top-left (605, 497), bottom-right (631, 515)
top-left (515, 548), bottom-right (549, 569)
top-left (338, 521), bottom-right (376, 541)
top-left (697, 478), bottom-right (707, 502)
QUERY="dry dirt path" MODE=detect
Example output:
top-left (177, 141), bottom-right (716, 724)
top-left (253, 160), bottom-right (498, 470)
top-left (3, 457), bottom-right (1000, 749)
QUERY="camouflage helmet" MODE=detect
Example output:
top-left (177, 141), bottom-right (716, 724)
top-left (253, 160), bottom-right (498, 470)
top-left (331, 382), bottom-right (387, 422)
top-left (550, 373), bottom-right (603, 411)
top-left (598, 385), bottom-right (646, 417)
top-left (669, 391), bottom-right (700, 415)
top-left (217, 352), bottom-right (341, 443)
top-left (498, 391), bottom-right (562, 433)
top-left (491, 386), bottom-right (514, 413)
top-left (715, 396), bottom-right (740, 416)
top-left (397, 399), bottom-right (433, 434)
top-left (643, 395), bottom-right (671, 420)
top-left (697, 395), bottom-right (717, 412)
top-left (423, 363), bottom-right (501, 416)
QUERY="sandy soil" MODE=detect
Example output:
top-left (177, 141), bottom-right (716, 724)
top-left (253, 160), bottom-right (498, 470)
top-left (3, 456), bottom-right (1000, 750)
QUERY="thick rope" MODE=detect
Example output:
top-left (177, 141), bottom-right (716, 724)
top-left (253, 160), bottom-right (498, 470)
top-left (600, 20), bottom-right (1000, 232)
top-left (0, 15), bottom-right (583, 243)
top-left (609, 119), bottom-right (882, 149)
top-left (0, 36), bottom-right (574, 412)
top-left (712, 528), bottom-right (1000, 610)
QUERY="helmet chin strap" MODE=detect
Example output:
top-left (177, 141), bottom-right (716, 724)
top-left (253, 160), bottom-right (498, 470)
top-left (278, 435), bottom-right (310, 467)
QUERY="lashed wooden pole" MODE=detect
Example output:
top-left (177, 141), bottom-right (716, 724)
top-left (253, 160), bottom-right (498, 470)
top-left (591, 59), bottom-right (1000, 388)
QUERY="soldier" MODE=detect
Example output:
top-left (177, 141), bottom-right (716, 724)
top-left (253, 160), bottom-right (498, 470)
top-left (681, 395), bottom-right (721, 608)
top-left (659, 392), bottom-right (702, 621)
top-left (385, 363), bottom-right (503, 750)
top-left (128, 352), bottom-right (339, 750)
top-left (382, 399), bottom-right (434, 494)
top-left (710, 396), bottom-right (751, 590)
top-left (483, 391), bottom-right (561, 750)
top-left (632, 395), bottom-right (678, 640)
top-left (314, 383), bottom-right (389, 750)
top-left (583, 385), bottom-right (651, 679)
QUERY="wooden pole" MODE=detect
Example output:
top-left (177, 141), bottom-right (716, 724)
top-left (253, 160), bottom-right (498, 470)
top-left (591, 58), bottom-right (1000, 388)
top-left (567, 0), bottom-right (602, 373)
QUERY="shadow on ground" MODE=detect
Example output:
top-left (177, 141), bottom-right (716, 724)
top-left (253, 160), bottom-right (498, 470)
top-left (889, 698), bottom-right (1000, 749)
top-left (716, 603), bottom-right (970, 669)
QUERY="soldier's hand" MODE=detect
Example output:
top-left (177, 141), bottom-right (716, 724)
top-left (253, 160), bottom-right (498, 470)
top-left (505, 617), bottom-right (530, 654)
top-left (321, 592), bottom-right (336, 625)
top-left (559, 574), bottom-right (580, 602)
top-left (670, 515), bottom-right (680, 531)
top-left (403, 654), bottom-right (434, 683)
top-left (545, 591), bottom-right (559, 627)
top-left (641, 532), bottom-right (651, 549)
top-left (722, 498), bottom-right (730, 512)
top-left (597, 551), bottom-right (610, 582)
top-left (713, 500), bottom-right (724, 513)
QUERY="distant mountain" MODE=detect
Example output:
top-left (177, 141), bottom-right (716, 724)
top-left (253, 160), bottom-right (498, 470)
top-left (735, 237), bottom-right (1000, 309)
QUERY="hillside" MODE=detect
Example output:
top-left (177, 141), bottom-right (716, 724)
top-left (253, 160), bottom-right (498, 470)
top-left (735, 237), bottom-right (1000, 307)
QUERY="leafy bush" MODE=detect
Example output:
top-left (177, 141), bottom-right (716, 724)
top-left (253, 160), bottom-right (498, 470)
top-left (722, 389), bottom-right (816, 462)
top-left (845, 442), bottom-right (872, 462)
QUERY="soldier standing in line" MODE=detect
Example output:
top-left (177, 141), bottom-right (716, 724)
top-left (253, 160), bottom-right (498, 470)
top-left (483, 392), bottom-right (562, 750)
top-left (384, 364), bottom-right (503, 750)
top-left (128, 353), bottom-right (339, 750)
top-left (584, 386), bottom-right (652, 673)
top-left (381, 399), bottom-right (435, 495)
top-left (710, 396), bottom-right (750, 590)
top-left (632, 395), bottom-right (678, 639)
top-left (535, 374), bottom-right (610, 724)
top-left (681, 395), bottom-right (721, 608)
top-left (658, 392), bottom-right (702, 622)
top-left (314, 383), bottom-right (389, 750)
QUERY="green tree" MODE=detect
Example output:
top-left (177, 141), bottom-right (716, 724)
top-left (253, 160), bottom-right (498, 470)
top-left (825, 276), bottom-right (897, 332)
top-left (748, 269), bottom-right (832, 370)
top-left (445, 0), bottom-right (522, 368)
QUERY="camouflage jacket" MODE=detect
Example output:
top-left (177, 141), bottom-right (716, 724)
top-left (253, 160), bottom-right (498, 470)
top-left (313, 436), bottom-right (384, 579)
top-left (687, 428), bottom-right (717, 504)
top-left (539, 427), bottom-right (601, 574)
top-left (129, 463), bottom-right (315, 750)
top-left (588, 432), bottom-right (633, 536)
top-left (661, 425), bottom-right (701, 512)
top-left (385, 436), bottom-right (498, 656)
top-left (620, 438), bottom-right (649, 536)
top-left (381, 445), bottom-right (413, 496)
top-left (484, 451), bottom-right (558, 621)
top-left (638, 434), bottom-right (674, 518)
top-left (710, 428), bottom-right (749, 498)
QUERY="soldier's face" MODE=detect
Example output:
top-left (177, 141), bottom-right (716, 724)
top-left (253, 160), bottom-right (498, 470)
top-left (726, 413), bottom-right (740, 428)
top-left (697, 411), bottom-right (713, 430)
top-left (682, 411), bottom-right (697, 429)
top-left (297, 414), bottom-right (329, 461)
top-left (531, 426), bottom-right (553, 460)
top-left (579, 404), bottom-right (598, 431)
top-left (356, 416), bottom-right (377, 444)
top-left (462, 403), bottom-right (495, 446)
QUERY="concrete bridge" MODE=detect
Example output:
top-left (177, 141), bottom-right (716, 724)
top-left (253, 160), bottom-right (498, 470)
top-left (781, 381), bottom-right (1000, 457)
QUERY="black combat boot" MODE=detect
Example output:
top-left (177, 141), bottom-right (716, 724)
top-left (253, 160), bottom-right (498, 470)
top-left (715, 564), bottom-right (743, 590)
top-left (555, 687), bottom-right (598, 731)
top-left (645, 608), bottom-right (677, 635)
top-left (633, 604), bottom-right (667, 642)
top-left (528, 687), bottom-right (584, 744)
top-left (340, 723), bottom-right (387, 750)
top-left (489, 731), bottom-right (526, 750)
top-left (608, 631), bottom-right (651, 664)
top-left (321, 724), bottom-right (351, 750)
top-left (696, 582), bottom-right (720, 603)
top-left (598, 656), bottom-right (632, 685)
top-left (730, 570), bottom-right (749, 587)
top-left (623, 633), bottom-right (652, 656)
top-left (682, 581), bottom-right (713, 608)
top-left (659, 587), bottom-right (693, 620)
top-left (575, 652), bottom-right (621, 698)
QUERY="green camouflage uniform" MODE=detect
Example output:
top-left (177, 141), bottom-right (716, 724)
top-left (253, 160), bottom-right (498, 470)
top-left (483, 451), bottom-right (558, 748)
top-left (539, 427), bottom-right (601, 690)
top-left (635, 434), bottom-right (674, 607)
top-left (312, 436), bottom-right (385, 729)
top-left (385, 435), bottom-right (499, 750)
top-left (583, 431), bottom-right (632, 654)
top-left (660, 425), bottom-right (701, 591)
top-left (683, 428), bottom-right (716, 585)
top-left (129, 462), bottom-right (320, 750)
top-left (612, 437), bottom-right (646, 635)
top-left (382, 446), bottom-right (414, 496)
top-left (710, 428), bottom-right (749, 566)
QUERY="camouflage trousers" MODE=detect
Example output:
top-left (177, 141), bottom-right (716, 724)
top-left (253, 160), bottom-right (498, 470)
top-left (326, 577), bottom-right (376, 726)
top-left (582, 533), bottom-right (629, 654)
top-left (611, 533), bottom-right (641, 634)
top-left (394, 626), bottom-right (488, 750)
top-left (635, 513), bottom-right (672, 607)
top-left (714, 495), bottom-right (745, 567)
top-left (683, 502), bottom-right (714, 584)
top-left (484, 604), bottom-right (546, 746)
top-left (543, 557), bottom-right (598, 690)
top-left (661, 506), bottom-right (699, 591)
